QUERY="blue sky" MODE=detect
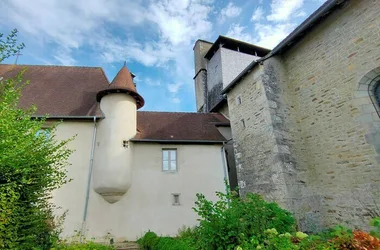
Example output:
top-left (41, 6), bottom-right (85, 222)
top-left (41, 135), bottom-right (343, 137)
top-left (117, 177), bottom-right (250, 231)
top-left (0, 0), bottom-right (326, 112)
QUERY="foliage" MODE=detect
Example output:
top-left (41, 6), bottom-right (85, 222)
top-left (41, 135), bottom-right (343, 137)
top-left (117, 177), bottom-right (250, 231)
top-left (138, 190), bottom-right (380, 250)
top-left (370, 217), bottom-right (380, 238)
top-left (0, 29), bottom-right (73, 249)
top-left (53, 242), bottom-right (115, 250)
top-left (192, 189), bottom-right (296, 250)
top-left (138, 231), bottom-right (159, 250)
top-left (352, 230), bottom-right (380, 250)
top-left (138, 232), bottom-right (195, 250)
top-left (0, 29), bottom-right (24, 62)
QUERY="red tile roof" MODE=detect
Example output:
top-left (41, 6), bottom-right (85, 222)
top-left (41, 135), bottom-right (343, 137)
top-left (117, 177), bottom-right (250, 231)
top-left (0, 64), bottom-right (229, 142)
top-left (134, 111), bottom-right (228, 142)
top-left (0, 64), bottom-right (109, 117)
top-left (96, 65), bottom-right (145, 109)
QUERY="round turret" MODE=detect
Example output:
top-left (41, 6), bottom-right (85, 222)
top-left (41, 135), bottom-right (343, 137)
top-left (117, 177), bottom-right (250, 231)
top-left (96, 64), bottom-right (144, 109)
top-left (93, 64), bottom-right (144, 203)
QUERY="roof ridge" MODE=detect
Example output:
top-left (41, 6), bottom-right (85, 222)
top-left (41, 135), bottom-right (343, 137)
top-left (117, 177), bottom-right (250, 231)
top-left (0, 64), bottom-right (104, 69)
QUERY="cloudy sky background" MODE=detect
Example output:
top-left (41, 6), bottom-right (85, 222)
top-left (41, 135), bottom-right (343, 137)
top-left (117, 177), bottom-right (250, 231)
top-left (0, 0), bottom-right (326, 111)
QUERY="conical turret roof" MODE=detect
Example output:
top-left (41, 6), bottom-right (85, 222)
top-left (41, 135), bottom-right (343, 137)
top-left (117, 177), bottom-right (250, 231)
top-left (96, 64), bottom-right (144, 109)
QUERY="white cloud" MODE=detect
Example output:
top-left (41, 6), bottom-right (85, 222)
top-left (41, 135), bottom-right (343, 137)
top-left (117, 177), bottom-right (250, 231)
top-left (226, 21), bottom-right (297, 49)
top-left (251, 7), bottom-right (264, 21)
top-left (53, 49), bottom-right (76, 65)
top-left (267, 0), bottom-right (304, 21)
top-left (147, 0), bottom-right (213, 46)
top-left (143, 77), bottom-right (162, 87)
top-left (226, 24), bottom-right (254, 44)
top-left (296, 10), bottom-right (307, 18)
top-left (253, 23), bottom-right (296, 48)
top-left (167, 83), bottom-right (182, 93)
top-left (220, 2), bottom-right (242, 23)
top-left (172, 97), bottom-right (181, 103)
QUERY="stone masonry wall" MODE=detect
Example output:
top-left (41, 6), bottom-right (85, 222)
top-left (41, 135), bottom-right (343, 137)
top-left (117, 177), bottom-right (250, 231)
top-left (281, 0), bottom-right (380, 230)
top-left (227, 65), bottom-right (291, 207)
top-left (227, 0), bottom-right (380, 231)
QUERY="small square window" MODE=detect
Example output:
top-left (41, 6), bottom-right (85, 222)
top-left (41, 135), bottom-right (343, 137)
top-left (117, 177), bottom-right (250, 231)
top-left (172, 193), bottom-right (180, 206)
top-left (162, 149), bottom-right (177, 172)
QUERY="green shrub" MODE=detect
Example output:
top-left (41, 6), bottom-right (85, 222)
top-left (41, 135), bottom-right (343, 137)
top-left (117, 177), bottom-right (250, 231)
top-left (53, 242), bottom-right (115, 250)
top-left (370, 217), bottom-right (380, 238)
top-left (0, 29), bottom-right (72, 250)
top-left (193, 190), bottom-right (296, 250)
top-left (138, 232), bottom-right (195, 250)
top-left (154, 237), bottom-right (195, 250)
top-left (138, 231), bottom-right (159, 250)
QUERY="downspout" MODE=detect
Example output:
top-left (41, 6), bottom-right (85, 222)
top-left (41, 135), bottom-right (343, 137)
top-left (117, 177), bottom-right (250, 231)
top-left (80, 116), bottom-right (97, 242)
top-left (221, 140), bottom-right (231, 193)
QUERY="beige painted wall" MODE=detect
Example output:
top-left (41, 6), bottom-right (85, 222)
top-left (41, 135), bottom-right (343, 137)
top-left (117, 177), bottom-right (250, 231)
top-left (52, 121), bottom-right (226, 241)
top-left (93, 94), bottom-right (137, 203)
top-left (51, 121), bottom-right (94, 237)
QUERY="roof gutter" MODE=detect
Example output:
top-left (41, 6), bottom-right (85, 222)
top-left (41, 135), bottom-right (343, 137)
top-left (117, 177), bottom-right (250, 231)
top-left (130, 139), bottom-right (224, 144)
top-left (221, 0), bottom-right (345, 95)
top-left (31, 115), bottom-right (104, 120)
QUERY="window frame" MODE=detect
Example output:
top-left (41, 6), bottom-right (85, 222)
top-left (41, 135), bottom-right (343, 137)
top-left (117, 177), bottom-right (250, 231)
top-left (162, 148), bottom-right (177, 172)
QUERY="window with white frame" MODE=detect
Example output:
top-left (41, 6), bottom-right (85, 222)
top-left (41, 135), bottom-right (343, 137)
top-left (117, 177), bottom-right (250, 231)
top-left (162, 149), bottom-right (177, 172)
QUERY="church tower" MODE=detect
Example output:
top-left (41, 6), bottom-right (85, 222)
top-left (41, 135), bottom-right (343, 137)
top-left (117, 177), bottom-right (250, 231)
top-left (93, 64), bottom-right (144, 203)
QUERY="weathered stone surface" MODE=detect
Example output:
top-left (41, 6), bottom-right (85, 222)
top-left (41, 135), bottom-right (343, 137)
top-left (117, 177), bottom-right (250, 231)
top-left (227, 0), bottom-right (380, 231)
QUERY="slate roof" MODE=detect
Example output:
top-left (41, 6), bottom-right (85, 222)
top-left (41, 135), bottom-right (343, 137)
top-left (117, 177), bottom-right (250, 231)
top-left (0, 64), bottom-right (229, 143)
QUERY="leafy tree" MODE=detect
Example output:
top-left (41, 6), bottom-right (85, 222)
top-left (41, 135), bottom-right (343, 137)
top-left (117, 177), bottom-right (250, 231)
top-left (0, 29), bottom-right (73, 249)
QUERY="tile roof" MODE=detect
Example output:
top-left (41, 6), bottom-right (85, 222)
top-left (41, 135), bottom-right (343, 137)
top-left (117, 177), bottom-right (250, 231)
top-left (0, 64), bottom-right (109, 117)
top-left (134, 111), bottom-right (229, 142)
top-left (96, 65), bottom-right (145, 109)
top-left (0, 64), bottom-right (229, 142)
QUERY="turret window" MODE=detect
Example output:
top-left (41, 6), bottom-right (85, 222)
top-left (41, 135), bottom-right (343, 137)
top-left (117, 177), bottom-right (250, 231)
top-left (162, 149), bottom-right (177, 172)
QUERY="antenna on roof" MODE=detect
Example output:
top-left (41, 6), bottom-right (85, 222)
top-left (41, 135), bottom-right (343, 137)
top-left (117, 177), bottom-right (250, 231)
top-left (13, 51), bottom-right (22, 65)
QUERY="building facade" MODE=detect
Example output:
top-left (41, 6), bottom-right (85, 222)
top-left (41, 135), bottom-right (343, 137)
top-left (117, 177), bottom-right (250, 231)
top-left (0, 64), bottom-right (231, 241)
top-left (194, 0), bottom-right (380, 231)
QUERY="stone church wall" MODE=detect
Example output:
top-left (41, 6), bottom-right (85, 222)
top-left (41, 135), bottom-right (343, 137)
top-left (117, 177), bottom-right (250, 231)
top-left (228, 0), bottom-right (380, 231)
top-left (281, 0), bottom-right (380, 230)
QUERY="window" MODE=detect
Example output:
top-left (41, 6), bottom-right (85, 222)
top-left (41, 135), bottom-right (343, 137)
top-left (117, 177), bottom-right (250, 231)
top-left (374, 82), bottom-right (380, 108)
top-left (162, 149), bottom-right (177, 172)
top-left (172, 193), bottom-right (180, 206)
top-left (236, 95), bottom-right (242, 105)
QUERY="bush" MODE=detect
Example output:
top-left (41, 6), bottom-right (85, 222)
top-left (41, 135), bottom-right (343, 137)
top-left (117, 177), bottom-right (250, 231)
top-left (138, 231), bottom-right (159, 250)
top-left (193, 190), bottom-right (296, 250)
top-left (53, 242), bottom-right (115, 250)
top-left (138, 232), bottom-right (195, 250)
top-left (0, 29), bottom-right (72, 249)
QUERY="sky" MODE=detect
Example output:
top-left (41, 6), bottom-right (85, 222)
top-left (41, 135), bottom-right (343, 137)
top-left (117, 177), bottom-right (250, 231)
top-left (0, 0), bottom-right (326, 112)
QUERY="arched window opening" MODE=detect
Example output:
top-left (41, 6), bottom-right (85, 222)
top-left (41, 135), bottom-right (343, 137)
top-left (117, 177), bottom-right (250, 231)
top-left (374, 82), bottom-right (380, 108)
top-left (369, 76), bottom-right (380, 118)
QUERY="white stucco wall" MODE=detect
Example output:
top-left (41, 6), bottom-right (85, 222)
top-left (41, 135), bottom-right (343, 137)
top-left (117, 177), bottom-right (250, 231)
top-left (93, 94), bottom-right (137, 203)
top-left (51, 121), bottom-right (94, 236)
top-left (220, 48), bottom-right (259, 89)
top-left (52, 121), bottom-right (226, 242)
